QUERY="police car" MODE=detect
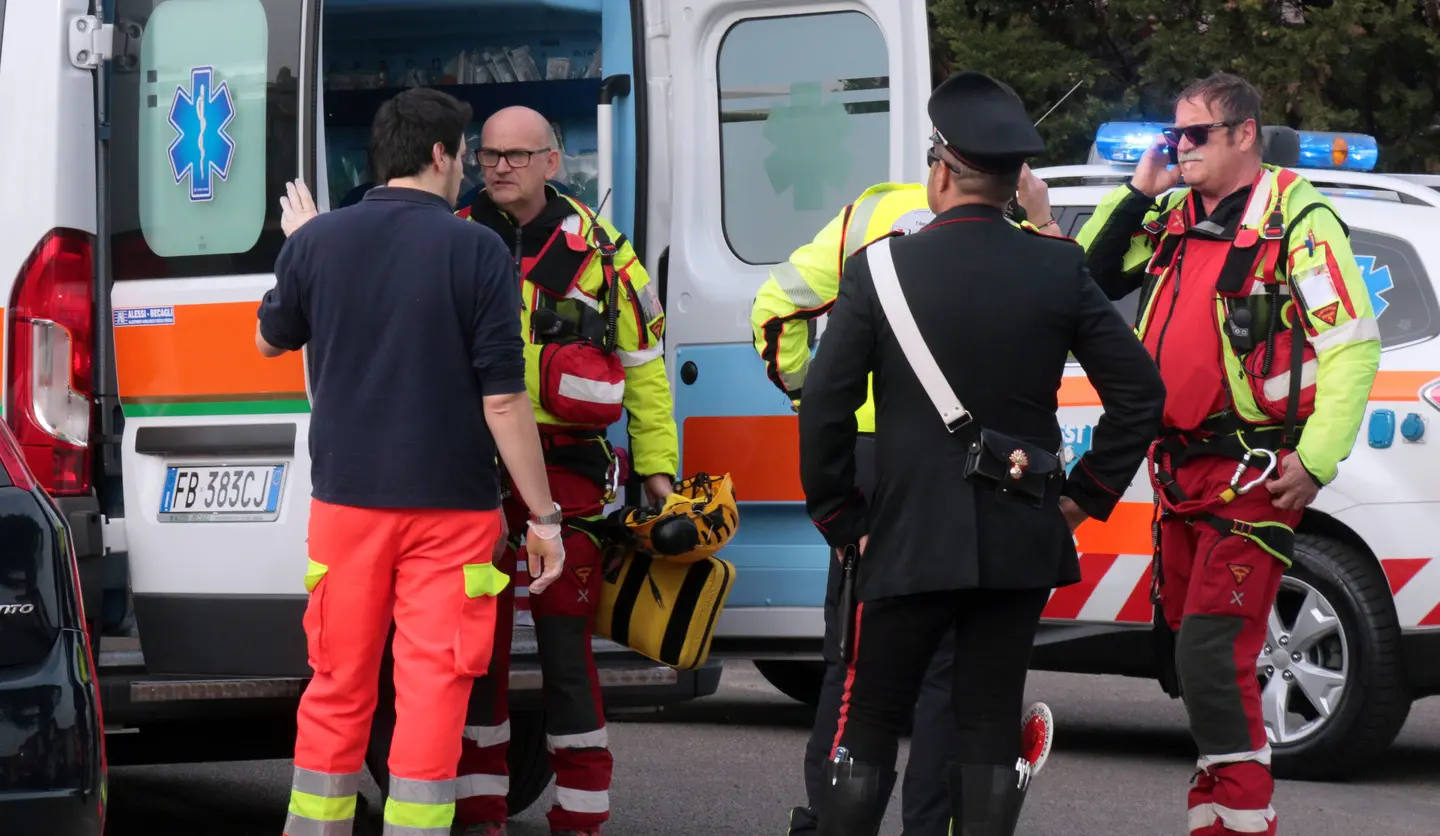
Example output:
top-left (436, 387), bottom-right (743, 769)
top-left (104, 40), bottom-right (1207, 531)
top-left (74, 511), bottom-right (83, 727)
top-left (1031, 123), bottom-right (1440, 779)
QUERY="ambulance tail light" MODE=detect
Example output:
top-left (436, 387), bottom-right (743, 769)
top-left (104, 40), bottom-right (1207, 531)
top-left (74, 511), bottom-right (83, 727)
top-left (1297, 131), bottom-right (1379, 171)
top-left (7, 229), bottom-right (95, 496)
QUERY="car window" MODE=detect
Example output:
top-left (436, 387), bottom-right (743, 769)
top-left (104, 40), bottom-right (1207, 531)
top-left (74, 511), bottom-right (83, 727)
top-left (716, 11), bottom-right (891, 265)
top-left (109, 0), bottom-right (309, 280)
top-left (1349, 229), bottom-right (1439, 350)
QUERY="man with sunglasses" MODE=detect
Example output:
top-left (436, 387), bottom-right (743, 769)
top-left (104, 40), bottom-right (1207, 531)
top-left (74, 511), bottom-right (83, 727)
top-left (751, 165), bottom-right (1060, 836)
top-left (1074, 73), bottom-right (1381, 836)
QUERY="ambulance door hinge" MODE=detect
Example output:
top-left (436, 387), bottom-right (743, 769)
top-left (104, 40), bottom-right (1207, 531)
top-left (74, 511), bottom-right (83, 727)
top-left (69, 16), bottom-right (116, 70)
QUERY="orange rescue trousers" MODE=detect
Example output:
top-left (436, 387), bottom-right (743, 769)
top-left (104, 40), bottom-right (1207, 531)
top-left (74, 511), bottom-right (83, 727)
top-left (284, 498), bottom-right (508, 836)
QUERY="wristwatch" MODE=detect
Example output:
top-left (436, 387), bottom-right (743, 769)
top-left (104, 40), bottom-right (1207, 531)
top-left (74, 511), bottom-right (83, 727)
top-left (530, 502), bottom-right (563, 526)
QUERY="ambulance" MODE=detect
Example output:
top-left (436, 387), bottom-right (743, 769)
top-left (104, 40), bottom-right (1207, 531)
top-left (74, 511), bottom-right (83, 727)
top-left (0, 0), bottom-right (928, 812)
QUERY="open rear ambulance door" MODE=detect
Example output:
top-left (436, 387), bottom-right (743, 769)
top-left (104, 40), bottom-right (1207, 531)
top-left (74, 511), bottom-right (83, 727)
top-left (642, 1), bottom-right (931, 647)
top-left (106, 0), bottom-right (320, 677)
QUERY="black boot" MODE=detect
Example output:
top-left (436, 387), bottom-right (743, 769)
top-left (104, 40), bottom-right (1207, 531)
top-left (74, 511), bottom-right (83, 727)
top-left (815, 755), bottom-right (895, 836)
top-left (947, 760), bottom-right (1031, 836)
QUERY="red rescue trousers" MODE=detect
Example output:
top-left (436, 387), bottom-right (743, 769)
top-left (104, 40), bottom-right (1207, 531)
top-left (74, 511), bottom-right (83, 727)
top-left (1157, 454), bottom-right (1301, 836)
top-left (456, 464), bottom-right (612, 833)
top-left (284, 499), bottom-right (506, 836)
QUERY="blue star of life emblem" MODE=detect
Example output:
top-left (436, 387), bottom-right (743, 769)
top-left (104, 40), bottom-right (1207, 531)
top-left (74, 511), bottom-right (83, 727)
top-left (1354, 254), bottom-right (1394, 318)
top-left (168, 66), bottom-right (237, 202)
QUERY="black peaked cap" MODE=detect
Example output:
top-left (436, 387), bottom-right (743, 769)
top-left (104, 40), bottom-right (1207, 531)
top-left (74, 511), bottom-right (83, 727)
top-left (928, 70), bottom-right (1045, 174)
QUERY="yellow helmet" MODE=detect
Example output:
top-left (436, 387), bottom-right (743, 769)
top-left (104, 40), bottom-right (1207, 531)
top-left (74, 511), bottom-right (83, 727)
top-left (621, 472), bottom-right (739, 564)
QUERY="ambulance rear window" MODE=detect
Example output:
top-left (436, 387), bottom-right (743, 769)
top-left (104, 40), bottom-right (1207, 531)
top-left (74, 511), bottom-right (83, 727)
top-left (109, 0), bottom-right (311, 281)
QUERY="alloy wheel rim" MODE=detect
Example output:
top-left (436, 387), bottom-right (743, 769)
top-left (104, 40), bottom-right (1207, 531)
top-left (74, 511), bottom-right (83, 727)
top-left (1257, 575), bottom-right (1350, 746)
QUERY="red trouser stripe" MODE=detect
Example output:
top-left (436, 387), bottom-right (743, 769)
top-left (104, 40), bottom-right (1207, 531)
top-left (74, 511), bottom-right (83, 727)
top-left (829, 601), bottom-right (865, 758)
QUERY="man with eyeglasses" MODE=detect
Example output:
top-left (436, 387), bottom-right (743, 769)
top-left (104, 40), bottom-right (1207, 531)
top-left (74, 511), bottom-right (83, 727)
top-left (1073, 72), bottom-right (1380, 836)
top-left (752, 162), bottom-right (1062, 836)
top-left (448, 104), bottom-right (678, 836)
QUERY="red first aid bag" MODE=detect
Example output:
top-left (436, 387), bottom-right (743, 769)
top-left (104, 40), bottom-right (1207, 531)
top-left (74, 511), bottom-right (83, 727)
top-left (538, 341), bottom-right (626, 429)
top-left (1244, 326), bottom-right (1317, 423)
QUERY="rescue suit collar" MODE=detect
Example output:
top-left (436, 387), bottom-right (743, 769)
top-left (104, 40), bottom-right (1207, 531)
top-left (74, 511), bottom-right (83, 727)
top-left (361, 185), bottom-right (454, 212)
top-left (467, 183), bottom-right (577, 248)
top-left (466, 184), bottom-right (600, 298)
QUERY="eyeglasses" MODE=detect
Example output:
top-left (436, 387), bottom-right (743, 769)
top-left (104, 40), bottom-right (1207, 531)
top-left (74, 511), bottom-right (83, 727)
top-left (473, 147), bottom-right (552, 168)
top-left (1161, 120), bottom-right (1246, 148)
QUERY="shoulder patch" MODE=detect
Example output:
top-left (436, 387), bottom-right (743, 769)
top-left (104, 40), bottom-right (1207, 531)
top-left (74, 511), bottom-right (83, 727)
top-left (890, 208), bottom-right (934, 235)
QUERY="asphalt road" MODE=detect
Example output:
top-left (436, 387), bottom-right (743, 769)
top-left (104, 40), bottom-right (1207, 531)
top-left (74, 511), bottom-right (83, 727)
top-left (105, 663), bottom-right (1440, 835)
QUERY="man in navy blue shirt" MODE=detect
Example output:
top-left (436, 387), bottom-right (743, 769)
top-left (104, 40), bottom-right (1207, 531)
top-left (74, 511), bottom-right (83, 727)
top-left (255, 87), bottom-right (565, 836)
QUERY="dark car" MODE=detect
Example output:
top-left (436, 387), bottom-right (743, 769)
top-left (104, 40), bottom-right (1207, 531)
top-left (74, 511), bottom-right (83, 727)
top-left (0, 418), bottom-right (107, 835)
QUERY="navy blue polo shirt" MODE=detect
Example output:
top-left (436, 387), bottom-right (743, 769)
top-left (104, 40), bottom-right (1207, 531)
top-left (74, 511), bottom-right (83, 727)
top-left (258, 186), bottom-right (525, 510)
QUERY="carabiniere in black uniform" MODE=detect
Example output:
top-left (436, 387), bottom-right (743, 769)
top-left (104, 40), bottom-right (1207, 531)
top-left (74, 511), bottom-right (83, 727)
top-left (796, 70), bottom-right (1166, 836)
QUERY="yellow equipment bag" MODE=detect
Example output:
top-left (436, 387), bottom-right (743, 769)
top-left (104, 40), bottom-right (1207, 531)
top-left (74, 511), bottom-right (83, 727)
top-left (620, 471), bottom-right (739, 564)
top-left (594, 550), bottom-right (736, 670)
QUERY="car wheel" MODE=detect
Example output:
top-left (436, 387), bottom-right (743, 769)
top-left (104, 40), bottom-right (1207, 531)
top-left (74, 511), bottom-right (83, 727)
top-left (754, 660), bottom-right (825, 707)
top-left (1264, 533), bottom-right (1412, 780)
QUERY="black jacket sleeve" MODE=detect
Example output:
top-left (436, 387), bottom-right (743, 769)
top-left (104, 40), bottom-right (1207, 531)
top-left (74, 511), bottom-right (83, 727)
top-left (797, 250), bottom-right (875, 550)
top-left (1063, 264), bottom-right (1166, 521)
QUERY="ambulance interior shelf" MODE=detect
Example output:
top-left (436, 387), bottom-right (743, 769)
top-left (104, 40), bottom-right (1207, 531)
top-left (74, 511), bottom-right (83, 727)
top-left (321, 0), bottom-right (604, 208)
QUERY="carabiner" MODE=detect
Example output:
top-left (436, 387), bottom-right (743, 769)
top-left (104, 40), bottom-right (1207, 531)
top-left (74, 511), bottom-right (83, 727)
top-left (1228, 448), bottom-right (1278, 495)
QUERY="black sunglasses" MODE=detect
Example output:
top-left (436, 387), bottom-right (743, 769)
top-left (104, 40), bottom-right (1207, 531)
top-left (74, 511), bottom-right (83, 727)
top-left (1162, 120), bottom-right (1246, 148)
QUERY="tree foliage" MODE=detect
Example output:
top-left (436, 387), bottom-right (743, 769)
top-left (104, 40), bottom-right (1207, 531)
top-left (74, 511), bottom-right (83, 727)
top-left (928, 0), bottom-right (1440, 172)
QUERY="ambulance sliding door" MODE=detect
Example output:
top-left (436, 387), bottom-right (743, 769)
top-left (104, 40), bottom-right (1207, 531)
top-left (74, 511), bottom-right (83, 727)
top-left (108, 0), bottom-right (319, 677)
top-left (646, 1), bottom-right (931, 641)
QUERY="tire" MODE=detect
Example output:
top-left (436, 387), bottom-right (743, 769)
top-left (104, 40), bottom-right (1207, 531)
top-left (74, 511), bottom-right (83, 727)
top-left (364, 708), bottom-right (554, 817)
top-left (754, 660), bottom-right (825, 707)
top-left (1266, 533), bottom-right (1412, 780)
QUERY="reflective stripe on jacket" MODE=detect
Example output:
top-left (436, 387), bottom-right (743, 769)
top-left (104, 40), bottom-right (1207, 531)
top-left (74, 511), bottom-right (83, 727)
top-left (749, 182), bottom-right (933, 433)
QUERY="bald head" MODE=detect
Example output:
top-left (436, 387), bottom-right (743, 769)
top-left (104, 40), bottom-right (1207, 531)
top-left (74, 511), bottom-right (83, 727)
top-left (481, 106), bottom-right (556, 148)
top-left (478, 106), bottom-right (561, 222)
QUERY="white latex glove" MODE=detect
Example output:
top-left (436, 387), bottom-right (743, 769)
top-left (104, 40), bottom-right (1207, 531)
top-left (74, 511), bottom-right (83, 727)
top-left (279, 180), bottom-right (320, 237)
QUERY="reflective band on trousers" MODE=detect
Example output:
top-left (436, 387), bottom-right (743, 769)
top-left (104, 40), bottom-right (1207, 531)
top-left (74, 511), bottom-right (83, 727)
top-left (558, 373), bottom-right (625, 404)
top-left (463, 719), bottom-right (510, 747)
top-left (547, 728), bottom-right (609, 751)
top-left (382, 775), bottom-right (456, 836)
top-left (285, 767), bottom-right (361, 836)
top-left (556, 786), bottom-right (610, 814)
top-left (455, 772), bottom-right (509, 799)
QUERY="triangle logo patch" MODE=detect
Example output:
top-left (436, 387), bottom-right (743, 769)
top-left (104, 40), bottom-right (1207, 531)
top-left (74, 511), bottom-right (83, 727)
top-left (1313, 301), bottom-right (1339, 326)
top-left (572, 566), bottom-right (592, 585)
top-left (1227, 563), bottom-right (1253, 586)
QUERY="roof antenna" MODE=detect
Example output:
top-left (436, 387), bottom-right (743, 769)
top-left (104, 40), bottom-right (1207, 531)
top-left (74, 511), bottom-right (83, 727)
top-left (1034, 78), bottom-right (1088, 127)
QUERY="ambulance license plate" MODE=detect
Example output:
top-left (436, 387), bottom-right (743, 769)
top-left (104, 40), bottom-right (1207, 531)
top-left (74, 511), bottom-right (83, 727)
top-left (158, 465), bottom-right (287, 522)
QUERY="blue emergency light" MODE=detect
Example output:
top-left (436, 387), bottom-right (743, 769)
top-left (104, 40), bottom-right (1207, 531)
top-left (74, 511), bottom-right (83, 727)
top-left (1296, 131), bottom-right (1378, 171)
top-left (1093, 122), bottom-right (1380, 172)
top-left (1093, 122), bottom-right (1169, 163)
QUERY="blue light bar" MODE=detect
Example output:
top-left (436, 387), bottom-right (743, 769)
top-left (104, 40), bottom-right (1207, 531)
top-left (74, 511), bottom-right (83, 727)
top-left (1297, 131), bottom-right (1378, 171)
top-left (1093, 122), bottom-right (1169, 163)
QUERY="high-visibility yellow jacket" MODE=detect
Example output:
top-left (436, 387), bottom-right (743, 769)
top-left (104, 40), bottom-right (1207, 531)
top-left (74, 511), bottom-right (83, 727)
top-left (1075, 165), bottom-right (1381, 485)
top-left (460, 186), bottom-right (679, 480)
top-left (750, 181), bottom-right (1049, 433)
